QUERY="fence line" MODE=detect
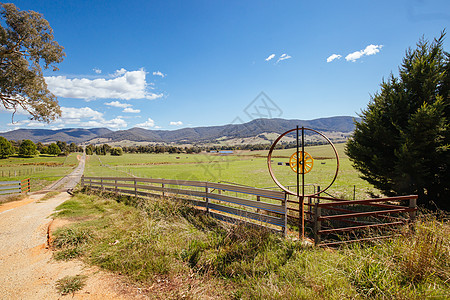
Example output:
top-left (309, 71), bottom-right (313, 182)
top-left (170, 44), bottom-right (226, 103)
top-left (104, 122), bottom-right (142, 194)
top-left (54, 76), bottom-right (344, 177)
top-left (82, 176), bottom-right (288, 235)
top-left (0, 167), bottom-right (47, 177)
top-left (81, 176), bottom-right (417, 246)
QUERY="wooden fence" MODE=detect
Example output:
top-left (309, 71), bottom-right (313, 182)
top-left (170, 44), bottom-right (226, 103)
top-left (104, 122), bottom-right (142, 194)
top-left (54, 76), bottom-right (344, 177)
top-left (81, 176), bottom-right (288, 234)
top-left (0, 178), bottom-right (31, 195)
top-left (81, 176), bottom-right (417, 245)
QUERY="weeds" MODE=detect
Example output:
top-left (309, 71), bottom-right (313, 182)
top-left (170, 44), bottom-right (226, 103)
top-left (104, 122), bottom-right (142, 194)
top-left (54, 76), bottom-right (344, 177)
top-left (55, 275), bottom-right (87, 295)
top-left (38, 191), bottom-right (60, 202)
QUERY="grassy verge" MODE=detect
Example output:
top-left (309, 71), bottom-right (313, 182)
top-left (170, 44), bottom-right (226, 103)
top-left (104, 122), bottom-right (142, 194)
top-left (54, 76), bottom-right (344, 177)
top-left (52, 189), bottom-right (450, 299)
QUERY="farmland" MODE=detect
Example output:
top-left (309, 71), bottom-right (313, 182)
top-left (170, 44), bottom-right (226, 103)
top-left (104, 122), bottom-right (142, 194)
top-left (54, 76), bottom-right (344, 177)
top-left (0, 153), bottom-right (81, 191)
top-left (84, 143), bottom-right (378, 200)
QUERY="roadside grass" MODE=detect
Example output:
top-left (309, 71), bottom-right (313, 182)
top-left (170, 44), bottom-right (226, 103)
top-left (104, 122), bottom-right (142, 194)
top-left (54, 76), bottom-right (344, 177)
top-left (55, 274), bottom-right (87, 296)
top-left (38, 191), bottom-right (60, 202)
top-left (0, 193), bottom-right (26, 205)
top-left (0, 153), bottom-right (81, 191)
top-left (52, 189), bottom-right (450, 299)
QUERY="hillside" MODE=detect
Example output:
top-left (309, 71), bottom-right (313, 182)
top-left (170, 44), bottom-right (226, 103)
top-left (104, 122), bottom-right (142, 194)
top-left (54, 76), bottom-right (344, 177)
top-left (0, 116), bottom-right (358, 144)
top-left (0, 128), bottom-right (112, 144)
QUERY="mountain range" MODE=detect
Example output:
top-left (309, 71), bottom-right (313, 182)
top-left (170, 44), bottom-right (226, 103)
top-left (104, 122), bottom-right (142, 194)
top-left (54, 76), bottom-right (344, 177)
top-left (0, 116), bottom-right (358, 145)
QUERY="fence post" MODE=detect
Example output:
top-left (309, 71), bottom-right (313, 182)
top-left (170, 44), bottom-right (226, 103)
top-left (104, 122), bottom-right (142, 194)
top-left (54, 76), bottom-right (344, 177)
top-left (409, 196), bottom-right (417, 222)
top-left (283, 193), bottom-right (288, 236)
top-left (313, 202), bottom-right (321, 245)
top-left (205, 184), bottom-right (210, 213)
top-left (256, 195), bottom-right (261, 213)
top-left (27, 178), bottom-right (30, 193)
top-left (81, 175), bottom-right (85, 187)
top-left (308, 196), bottom-right (312, 221)
top-left (101, 178), bottom-right (104, 191)
top-left (115, 179), bottom-right (118, 195)
top-left (134, 178), bottom-right (137, 197)
top-left (162, 181), bottom-right (165, 198)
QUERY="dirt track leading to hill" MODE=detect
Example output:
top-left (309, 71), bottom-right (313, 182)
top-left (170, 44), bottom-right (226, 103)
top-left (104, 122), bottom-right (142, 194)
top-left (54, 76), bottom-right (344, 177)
top-left (0, 154), bottom-right (144, 299)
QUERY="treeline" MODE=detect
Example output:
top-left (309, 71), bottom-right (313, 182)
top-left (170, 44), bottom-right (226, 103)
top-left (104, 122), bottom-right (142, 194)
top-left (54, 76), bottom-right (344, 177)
top-left (84, 140), bottom-right (330, 156)
top-left (0, 137), bottom-right (82, 158)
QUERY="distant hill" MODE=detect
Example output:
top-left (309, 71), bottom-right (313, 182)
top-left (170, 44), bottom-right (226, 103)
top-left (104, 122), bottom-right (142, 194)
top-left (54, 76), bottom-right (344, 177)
top-left (0, 128), bottom-right (112, 144)
top-left (0, 116), bottom-right (358, 144)
top-left (94, 117), bottom-right (358, 144)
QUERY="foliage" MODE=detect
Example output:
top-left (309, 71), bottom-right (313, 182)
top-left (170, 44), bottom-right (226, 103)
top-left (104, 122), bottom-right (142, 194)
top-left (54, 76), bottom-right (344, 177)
top-left (46, 143), bottom-right (61, 156)
top-left (346, 32), bottom-right (450, 210)
top-left (85, 144), bottom-right (94, 155)
top-left (0, 136), bottom-right (14, 158)
top-left (0, 3), bottom-right (65, 122)
top-left (110, 147), bottom-right (123, 156)
top-left (18, 139), bottom-right (36, 157)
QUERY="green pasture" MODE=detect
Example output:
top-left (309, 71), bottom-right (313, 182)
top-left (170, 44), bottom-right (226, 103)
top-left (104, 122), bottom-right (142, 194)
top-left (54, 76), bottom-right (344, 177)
top-left (0, 153), bottom-right (81, 191)
top-left (84, 143), bottom-right (379, 199)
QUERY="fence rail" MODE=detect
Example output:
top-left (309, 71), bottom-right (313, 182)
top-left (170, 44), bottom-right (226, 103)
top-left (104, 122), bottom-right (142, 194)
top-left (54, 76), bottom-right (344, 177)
top-left (82, 176), bottom-right (288, 234)
top-left (0, 178), bottom-right (31, 195)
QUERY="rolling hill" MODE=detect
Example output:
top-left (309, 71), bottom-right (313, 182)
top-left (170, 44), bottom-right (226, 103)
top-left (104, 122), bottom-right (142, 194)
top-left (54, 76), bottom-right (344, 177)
top-left (0, 116), bottom-right (358, 145)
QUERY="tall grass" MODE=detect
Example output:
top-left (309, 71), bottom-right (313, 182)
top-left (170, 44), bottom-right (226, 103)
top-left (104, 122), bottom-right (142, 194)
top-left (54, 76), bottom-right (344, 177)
top-left (52, 189), bottom-right (449, 299)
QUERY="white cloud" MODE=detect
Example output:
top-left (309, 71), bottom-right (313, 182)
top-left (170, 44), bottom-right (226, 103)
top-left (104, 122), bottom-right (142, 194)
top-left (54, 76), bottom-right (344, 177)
top-left (77, 117), bottom-right (127, 129)
top-left (45, 68), bottom-right (163, 100)
top-left (265, 54), bottom-right (275, 61)
top-left (93, 68), bottom-right (102, 74)
top-left (345, 44), bottom-right (383, 62)
top-left (4, 106), bottom-right (128, 130)
top-left (153, 71), bottom-right (166, 78)
top-left (169, 121), bottom-right (183, 126)
top-left (277, 53), bottom-right (292, 63)
top-left (136, 118), bottom-right (156, 129)
top-left (123, 107), bottom-right (140, 113)
top-left (105, 101), bottom-right (131, 108)
top-left (61, 107), bottom-right (103, 120)
top-left (327, 54), bottom-right (342, 63)
top-left (113, 68), bottom-right (127, 77)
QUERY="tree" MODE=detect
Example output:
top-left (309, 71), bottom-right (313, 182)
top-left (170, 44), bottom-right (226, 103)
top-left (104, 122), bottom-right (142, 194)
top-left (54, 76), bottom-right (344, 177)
top-left (18, 139), bottom-right (37, 157)
top-left (346, 32), bottom-right (449, 210)
top-left (110, 147), bottom-right (123, 156)
top-left (0, 3), bottom-right (65, 122)
top-left (0, 136), bottom-right (14, 158)
top-left (85, 144), bottom-right (94, 155)
top-left (69, 142), bottom-right (77, 153)
top-left (47, 143), bottom-right (61, 156)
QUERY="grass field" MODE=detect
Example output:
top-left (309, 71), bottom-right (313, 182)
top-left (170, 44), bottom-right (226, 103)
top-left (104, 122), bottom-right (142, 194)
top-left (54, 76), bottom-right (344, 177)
top-left (0, 153), bottom-right (81, 192)
top-left (84, 143), bottom-right (379, 200)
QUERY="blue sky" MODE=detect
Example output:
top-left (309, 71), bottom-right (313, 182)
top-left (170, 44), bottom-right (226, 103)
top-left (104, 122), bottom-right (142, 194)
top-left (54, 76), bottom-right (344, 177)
top-left (1, 0), bottom-right (449, 132)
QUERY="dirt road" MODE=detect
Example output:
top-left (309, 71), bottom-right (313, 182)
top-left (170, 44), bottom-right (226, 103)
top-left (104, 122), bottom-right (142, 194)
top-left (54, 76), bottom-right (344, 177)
top-left (0, 154), bottom-right (141, 299)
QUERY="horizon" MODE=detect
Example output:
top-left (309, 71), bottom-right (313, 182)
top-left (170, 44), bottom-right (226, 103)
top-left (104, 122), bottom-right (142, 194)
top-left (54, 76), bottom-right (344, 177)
top-left (1, 1), bottom-right (449, 132)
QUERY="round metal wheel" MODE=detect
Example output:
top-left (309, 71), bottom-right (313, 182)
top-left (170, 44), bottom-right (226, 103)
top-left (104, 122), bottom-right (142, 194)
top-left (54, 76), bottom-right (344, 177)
top-left (289, 151), bottom-right (314, 174)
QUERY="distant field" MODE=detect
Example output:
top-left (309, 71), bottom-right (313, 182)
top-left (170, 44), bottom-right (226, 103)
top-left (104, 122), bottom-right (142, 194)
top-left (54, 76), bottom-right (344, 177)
top-left (0, 153), bottom-right (81, 192)
top-left (84, 143), bottom-right (379, 199)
